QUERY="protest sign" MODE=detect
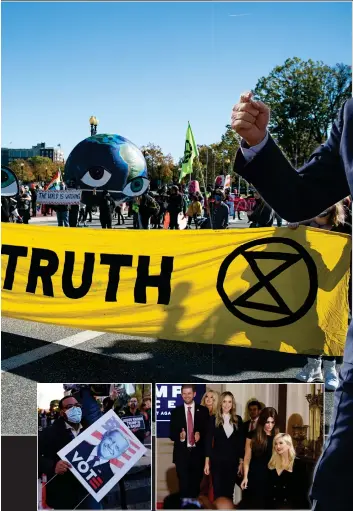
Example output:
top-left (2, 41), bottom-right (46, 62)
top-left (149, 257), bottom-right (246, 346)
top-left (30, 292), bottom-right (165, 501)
top-left (1, 224), bottom-right (351, 355)
top-left (121, 415), bottom-right (145, 430)
top-left (57, 409), bottom-right (147, 502)
top-left (36, 190), bottom-right (82, 205)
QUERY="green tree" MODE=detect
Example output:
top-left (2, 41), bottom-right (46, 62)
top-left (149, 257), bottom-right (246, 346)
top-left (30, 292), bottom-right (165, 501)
top-left (27, 156), bottom-right (55, 181)
top-left (9, 159), bottom-right (34, 183)
top-left (253, 57), bottom-right (352, 166)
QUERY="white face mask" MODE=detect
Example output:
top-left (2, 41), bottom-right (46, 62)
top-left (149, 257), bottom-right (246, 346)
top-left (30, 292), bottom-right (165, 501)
top-left (65, 406), bottom-right (82, 424)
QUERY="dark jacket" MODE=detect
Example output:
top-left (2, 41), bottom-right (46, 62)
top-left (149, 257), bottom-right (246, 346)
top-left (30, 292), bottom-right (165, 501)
top-left (212, 202), bottom-right (229, 229)
top-left (1, 198), bottom-right (10, 222)
top-left (206, 414), bottom-right (244, 462)
top-left (169, 403), bottom-right (210, 464)
top-left (38, 417), bottom-right (87, 509)
top-left (249, 198), bottom-right (274, 227)
top-left (99, 194), bottom-right (114, 216)
top-left (167, 193), bottom-right (183, 214)
top-left (65, 439), bottom-right (115, 493)
top-left (234, 98), bottom-right (353, 507)
top-left (267, 457), bottom-right (311, 509)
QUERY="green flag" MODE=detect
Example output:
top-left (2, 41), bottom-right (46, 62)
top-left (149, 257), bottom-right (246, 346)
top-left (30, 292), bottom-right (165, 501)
top-left (179, 122), bottom-right (199, 182)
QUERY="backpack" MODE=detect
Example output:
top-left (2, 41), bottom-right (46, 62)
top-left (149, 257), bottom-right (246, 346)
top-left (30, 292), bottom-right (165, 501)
top-left (144, 194), bottom-right (160, 216)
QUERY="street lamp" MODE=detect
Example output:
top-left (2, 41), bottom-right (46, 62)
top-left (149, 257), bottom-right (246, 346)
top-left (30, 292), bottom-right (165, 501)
top-left (89, 116), bottom-right (99, 136)
top-left (20, 163), bottom-right (24, 182)
top-left (45, 167), bottom-right (48, 181)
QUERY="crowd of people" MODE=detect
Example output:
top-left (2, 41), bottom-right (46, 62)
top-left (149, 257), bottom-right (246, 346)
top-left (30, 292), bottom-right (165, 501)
top-left (166, 385), bottom-right (311, 510)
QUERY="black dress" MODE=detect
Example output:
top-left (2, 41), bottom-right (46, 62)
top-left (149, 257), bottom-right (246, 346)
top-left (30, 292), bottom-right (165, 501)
top-left (266, 458), bottom-right (311, 509)
top-left (206, 415), bottom-right (244, 500)
top-left (241, 431), bottom-right (274, 509)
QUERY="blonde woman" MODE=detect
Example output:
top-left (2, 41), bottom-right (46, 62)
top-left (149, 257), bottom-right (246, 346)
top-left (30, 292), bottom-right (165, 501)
top-left (267, 433), bottom-right (310, 509)
top-left (289, 201), bottom-right (351, 390)
top-left (201, 390), bottom-right (219, 416)
top-left (204, 392), bottom-right (244, 501)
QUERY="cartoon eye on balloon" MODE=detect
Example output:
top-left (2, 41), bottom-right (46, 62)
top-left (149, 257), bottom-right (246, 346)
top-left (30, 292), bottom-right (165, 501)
top-left (81, 166), bottom-right (112, 188)
top-left (1, 166), bottom-right (19, 197)
top-left (123, 176), bottom-right (150, 197)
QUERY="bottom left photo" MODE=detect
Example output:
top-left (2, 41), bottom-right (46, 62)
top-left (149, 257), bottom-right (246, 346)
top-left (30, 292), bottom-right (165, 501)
top-left (37, 383), bottom-right (152, 510)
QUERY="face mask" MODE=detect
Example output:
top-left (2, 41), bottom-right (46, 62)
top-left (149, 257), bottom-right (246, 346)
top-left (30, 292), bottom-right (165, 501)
top-left (65, 406), bottom-right (82, 424)
top-left (215, 196), bottom-right (222, 202)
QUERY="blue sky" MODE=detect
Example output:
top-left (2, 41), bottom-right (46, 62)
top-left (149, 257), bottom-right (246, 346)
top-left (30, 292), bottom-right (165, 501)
top-left (2, 2), bottom-right (352, 162)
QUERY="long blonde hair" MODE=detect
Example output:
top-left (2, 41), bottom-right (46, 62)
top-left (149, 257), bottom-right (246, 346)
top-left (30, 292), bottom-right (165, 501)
top-left (268, 433), bottom-right (296, 472)
top-left (215, 392), bottom-right (239, 429)
top-left (201, 390), bottom-right (219, 416)
top-left (316, 202), bottom-right (346, 227)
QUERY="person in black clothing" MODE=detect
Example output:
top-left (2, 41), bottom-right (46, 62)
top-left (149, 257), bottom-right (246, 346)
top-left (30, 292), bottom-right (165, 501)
top-left (98, 190), bottom-right (114, 229)
top-left (119, 396), bottom-right (146, 445)
top-left (201, 190), bottom-right (229, 230)
top-left (240, 407), bottom-right (279, 509)
top-left (204, 391), bottom-right (244, 501)
top-left (267, 433), bottom-right (311, 509)
top-left (115, 203), bottom-right (125, 225)
top-left (1, 197), bottom-right (10, 222)
top-left (247, 191), bottom-right (273, 228)
top-left (31, 186), bottom-right (38, 217)
top-left (38, 395), bottom-right (102, 510)
top-left (170, 384), bottom-right (210, 501)
top-left (139, 192), bottom-right (160, 229)
top-left (168, 185), bottom-right (183, 229)
top-left (243, 400), bottom-right (262, 436)
top-left (17, 185), bottom-right (31, 224)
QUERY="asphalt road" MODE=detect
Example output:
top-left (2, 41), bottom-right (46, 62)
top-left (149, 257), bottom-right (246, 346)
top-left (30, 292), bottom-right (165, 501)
top-left (2, 213), bottom-right (334, 436)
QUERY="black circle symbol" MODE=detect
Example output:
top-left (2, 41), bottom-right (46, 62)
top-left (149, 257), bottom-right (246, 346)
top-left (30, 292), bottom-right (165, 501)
top-left (217, 237), bottom-right (318, 327)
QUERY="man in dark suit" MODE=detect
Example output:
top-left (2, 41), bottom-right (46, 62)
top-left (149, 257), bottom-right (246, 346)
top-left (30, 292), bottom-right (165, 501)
top-left (38, 395), bottom-right (102, 510)
top-left (169, 384), bottom-right (210, 500)
top-left (243, 400), bottom-right (262, 435)
top-left (231, 93), bottom-right (353, 511)
top-left (65, 428), bottom-right (129, 495)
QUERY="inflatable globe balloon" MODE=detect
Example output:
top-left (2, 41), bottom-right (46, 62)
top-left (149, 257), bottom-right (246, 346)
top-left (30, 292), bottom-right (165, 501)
top-left (64, 133), bottom-right (149, 203)
top-left (1, 166), bottom-right (19, 197)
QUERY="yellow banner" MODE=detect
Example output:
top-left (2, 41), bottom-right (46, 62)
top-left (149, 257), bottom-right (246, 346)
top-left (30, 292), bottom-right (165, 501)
top-left (1, 224), bottom-right (351, 355)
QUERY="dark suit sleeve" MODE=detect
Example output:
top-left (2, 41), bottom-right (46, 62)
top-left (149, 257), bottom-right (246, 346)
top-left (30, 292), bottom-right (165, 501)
top-left (237, 416), bottom-right (245, 460)
top-left (234, 102), bottom-right (350, 222)
top-left (38, 429), bottom-right (57, 479)
top-left (169, 408), bottom-right (181, 442)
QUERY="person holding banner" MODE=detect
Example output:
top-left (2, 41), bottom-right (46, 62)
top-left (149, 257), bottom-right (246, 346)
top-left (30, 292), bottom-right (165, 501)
top-left (38, 395), bottom-right (102, 509)
top-left (204, 392), bottom-right (244, 502)
top-left (231, 92), bottom-right (353, 511)
top-left (247, 191), bottom-right (274, 228)
top-left (169, 384), bottom-right (210, 502)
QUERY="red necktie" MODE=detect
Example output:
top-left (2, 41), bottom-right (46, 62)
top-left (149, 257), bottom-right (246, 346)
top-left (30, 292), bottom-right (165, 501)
top-left (187, 406), bottom-right (195, 446)
top-left (250, 420), bottom-right (255, 431)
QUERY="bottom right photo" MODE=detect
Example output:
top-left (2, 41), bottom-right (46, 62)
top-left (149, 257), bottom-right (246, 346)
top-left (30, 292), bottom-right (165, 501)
top-left (156, 383), bottom-right (324, 510)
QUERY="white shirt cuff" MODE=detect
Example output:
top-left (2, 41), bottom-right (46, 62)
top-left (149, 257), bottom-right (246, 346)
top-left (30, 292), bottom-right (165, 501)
top-left (241, 132), bottom-right (269, 162)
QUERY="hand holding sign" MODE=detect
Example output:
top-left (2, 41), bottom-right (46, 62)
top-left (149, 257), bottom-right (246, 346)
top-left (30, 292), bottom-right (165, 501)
top-left (55, 460), bottom-right (72, 474)
top-left (180, 428), bottom-right (186, 441)
top-left (231, 91), bottom-right (270, 147)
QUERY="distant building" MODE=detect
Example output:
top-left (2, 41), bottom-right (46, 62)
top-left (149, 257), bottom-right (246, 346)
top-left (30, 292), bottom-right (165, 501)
top-left (1, 142), bottom-right (64, 166)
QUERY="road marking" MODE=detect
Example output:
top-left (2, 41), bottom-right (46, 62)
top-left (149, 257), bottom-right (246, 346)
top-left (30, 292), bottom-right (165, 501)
top-left (1, 330), bottom-right (106, 372)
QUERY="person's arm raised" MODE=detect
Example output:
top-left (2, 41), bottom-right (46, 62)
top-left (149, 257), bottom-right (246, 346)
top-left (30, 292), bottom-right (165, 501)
top-left (232, 94), bottom-right (350, 222)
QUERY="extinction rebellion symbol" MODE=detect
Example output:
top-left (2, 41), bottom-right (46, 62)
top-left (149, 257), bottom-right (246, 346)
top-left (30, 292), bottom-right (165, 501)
top-left (217, 237), bottom-right (318, 327)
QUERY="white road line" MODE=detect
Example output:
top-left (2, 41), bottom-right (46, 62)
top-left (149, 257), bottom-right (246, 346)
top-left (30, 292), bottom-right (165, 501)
top-left (1, 330), bottom-right (106, 372)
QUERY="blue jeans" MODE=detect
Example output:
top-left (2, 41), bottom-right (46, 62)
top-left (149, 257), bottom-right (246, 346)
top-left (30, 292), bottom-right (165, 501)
top-left (57, 210), bottom-right (69, 227)
top-left (310, 322), bottom-right (353, 509)
top-left (76, 494), bottom-right (103, 509)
